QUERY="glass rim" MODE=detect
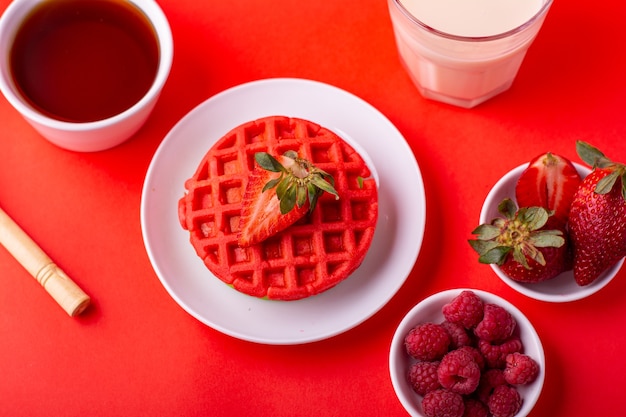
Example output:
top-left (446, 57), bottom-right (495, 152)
top-left (392, 0), bottom-right (554, 42)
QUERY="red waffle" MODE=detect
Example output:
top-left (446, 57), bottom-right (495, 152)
top-left (178, 116), bottom-right (378, 300)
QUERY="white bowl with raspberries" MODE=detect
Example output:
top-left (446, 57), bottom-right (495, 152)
top-left (389, 289), bottom-right (545, 417)
top-left (480, 162), bottom-right (624, 303)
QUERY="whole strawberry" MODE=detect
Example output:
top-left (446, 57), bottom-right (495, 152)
top-left (568, 141), bottom-right (626, 286)
top-left (469, 198), bottom-right (567, 283)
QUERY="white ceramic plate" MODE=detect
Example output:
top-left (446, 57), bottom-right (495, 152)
top-left (480, 162), bottom-right (624, 302)
top-left (141, 78), bottom-right (426, 344)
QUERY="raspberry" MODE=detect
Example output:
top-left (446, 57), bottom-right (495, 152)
top-left (456, 345), bottom-right (485, 371)
top-left (463, 398), bottom-right (489, 417)
top-left (478, 337), bottom-right (523, 369)
top-left (442, 290), bottom-right (484, 329)
top-left (405, 322), bottom-right (451, 361)
top-left (437, 349), bottom-right (481, 395)
top-left (475, 368), bottom-right (507, 404)
top-left (422, 389), bottom-right (465, 417)
top-left (503, 352), bottom-right (539, 385)
top-left (474, 304), bottom-right (517, 342)
top-left (487, 385), bottom-right (522, 417)
top-left (441, 320), bottom-right (472, 349)
top-left (408, 361), bottom-right (442, 396)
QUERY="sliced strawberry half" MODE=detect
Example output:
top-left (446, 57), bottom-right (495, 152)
top-left (238, 151), bottom-right (338, 247)
top-left (515, 152), bottom-right (582, 226)
top-left (237, 165), bottom-right (307, 247)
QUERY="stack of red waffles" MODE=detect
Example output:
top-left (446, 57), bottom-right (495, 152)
top-left (178, 116), bottom-right (378, 300)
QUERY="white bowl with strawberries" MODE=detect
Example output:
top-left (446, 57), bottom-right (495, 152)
top-left (389, 289), bottom-right (545, 417)
top-left (471, 141), bottom-right (626, 302)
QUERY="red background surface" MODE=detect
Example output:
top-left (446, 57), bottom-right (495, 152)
top-left (1, 0), bottom-right (625, 416)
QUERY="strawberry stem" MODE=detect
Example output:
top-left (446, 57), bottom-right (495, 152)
top-left (576, 140), bottom-right (626, 201)
top-left (469, 198), bottom-right (565, 269)
top-left (254, 151), bottom-right (339, 214)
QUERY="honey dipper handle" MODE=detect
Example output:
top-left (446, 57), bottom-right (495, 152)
top-left (0, 207), bottom-right (90, 316)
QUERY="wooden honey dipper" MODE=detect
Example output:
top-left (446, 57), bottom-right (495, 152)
top-left (0, 207), bottom-right (90, 316)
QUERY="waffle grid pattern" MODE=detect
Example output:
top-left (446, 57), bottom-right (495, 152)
top-left (179, 116), bottom-right (378, 300)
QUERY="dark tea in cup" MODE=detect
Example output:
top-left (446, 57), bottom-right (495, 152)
top-left (9, 0), bottom-right (159, 123)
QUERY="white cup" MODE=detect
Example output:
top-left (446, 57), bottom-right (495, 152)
top-left (0, 0), bottom-right (173, 152)
top-left (388, 0), bottom-right (553, 108)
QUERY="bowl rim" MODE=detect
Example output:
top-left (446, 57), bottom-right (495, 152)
top-left (389, 288), bottom-right (545, 417)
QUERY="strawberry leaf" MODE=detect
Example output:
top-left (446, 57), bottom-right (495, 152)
top-left (513, 246), bottom-right (533, 268)
top-left (529, 230), bottom-right (564, 247)
top-left (311, 175), bottom-right (339, 199)
top-left (296, 183), bottom-right (307, 208)
top-left (468, 240), bottom-right (507, 264)
top-left (498, 198), bottom-right (517, 219)
top-left (595, 170), bottom-right (620, 195)
top-left (255, 150), bottom-right (340, 215)
top-left (262, 175), bottom-right (282, 192)
top-left (307, 183), bottom-right (319, 210)
top-left (280, 184), bottom-right (297, 214)
top-left (470, 224), bottom-right (501, 240)
top-left (518, 207), bottom-right (549, 231)
top-left (478, 246), bottom-right (511, 265)
top-left (576, 141), bottom-right (626, 200)
top-left (255, 152), bottom-right (284, 172)
top-left (276, 176), bottom-right (290, 198)
top-left (521, 245), bottom-right (545, 267)
top-left (576, 141), bottom-right (612, 168)
top-left (306, 183), bottom-right (316, 197)
top-left (468, 239), bottom-right (493, 254)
